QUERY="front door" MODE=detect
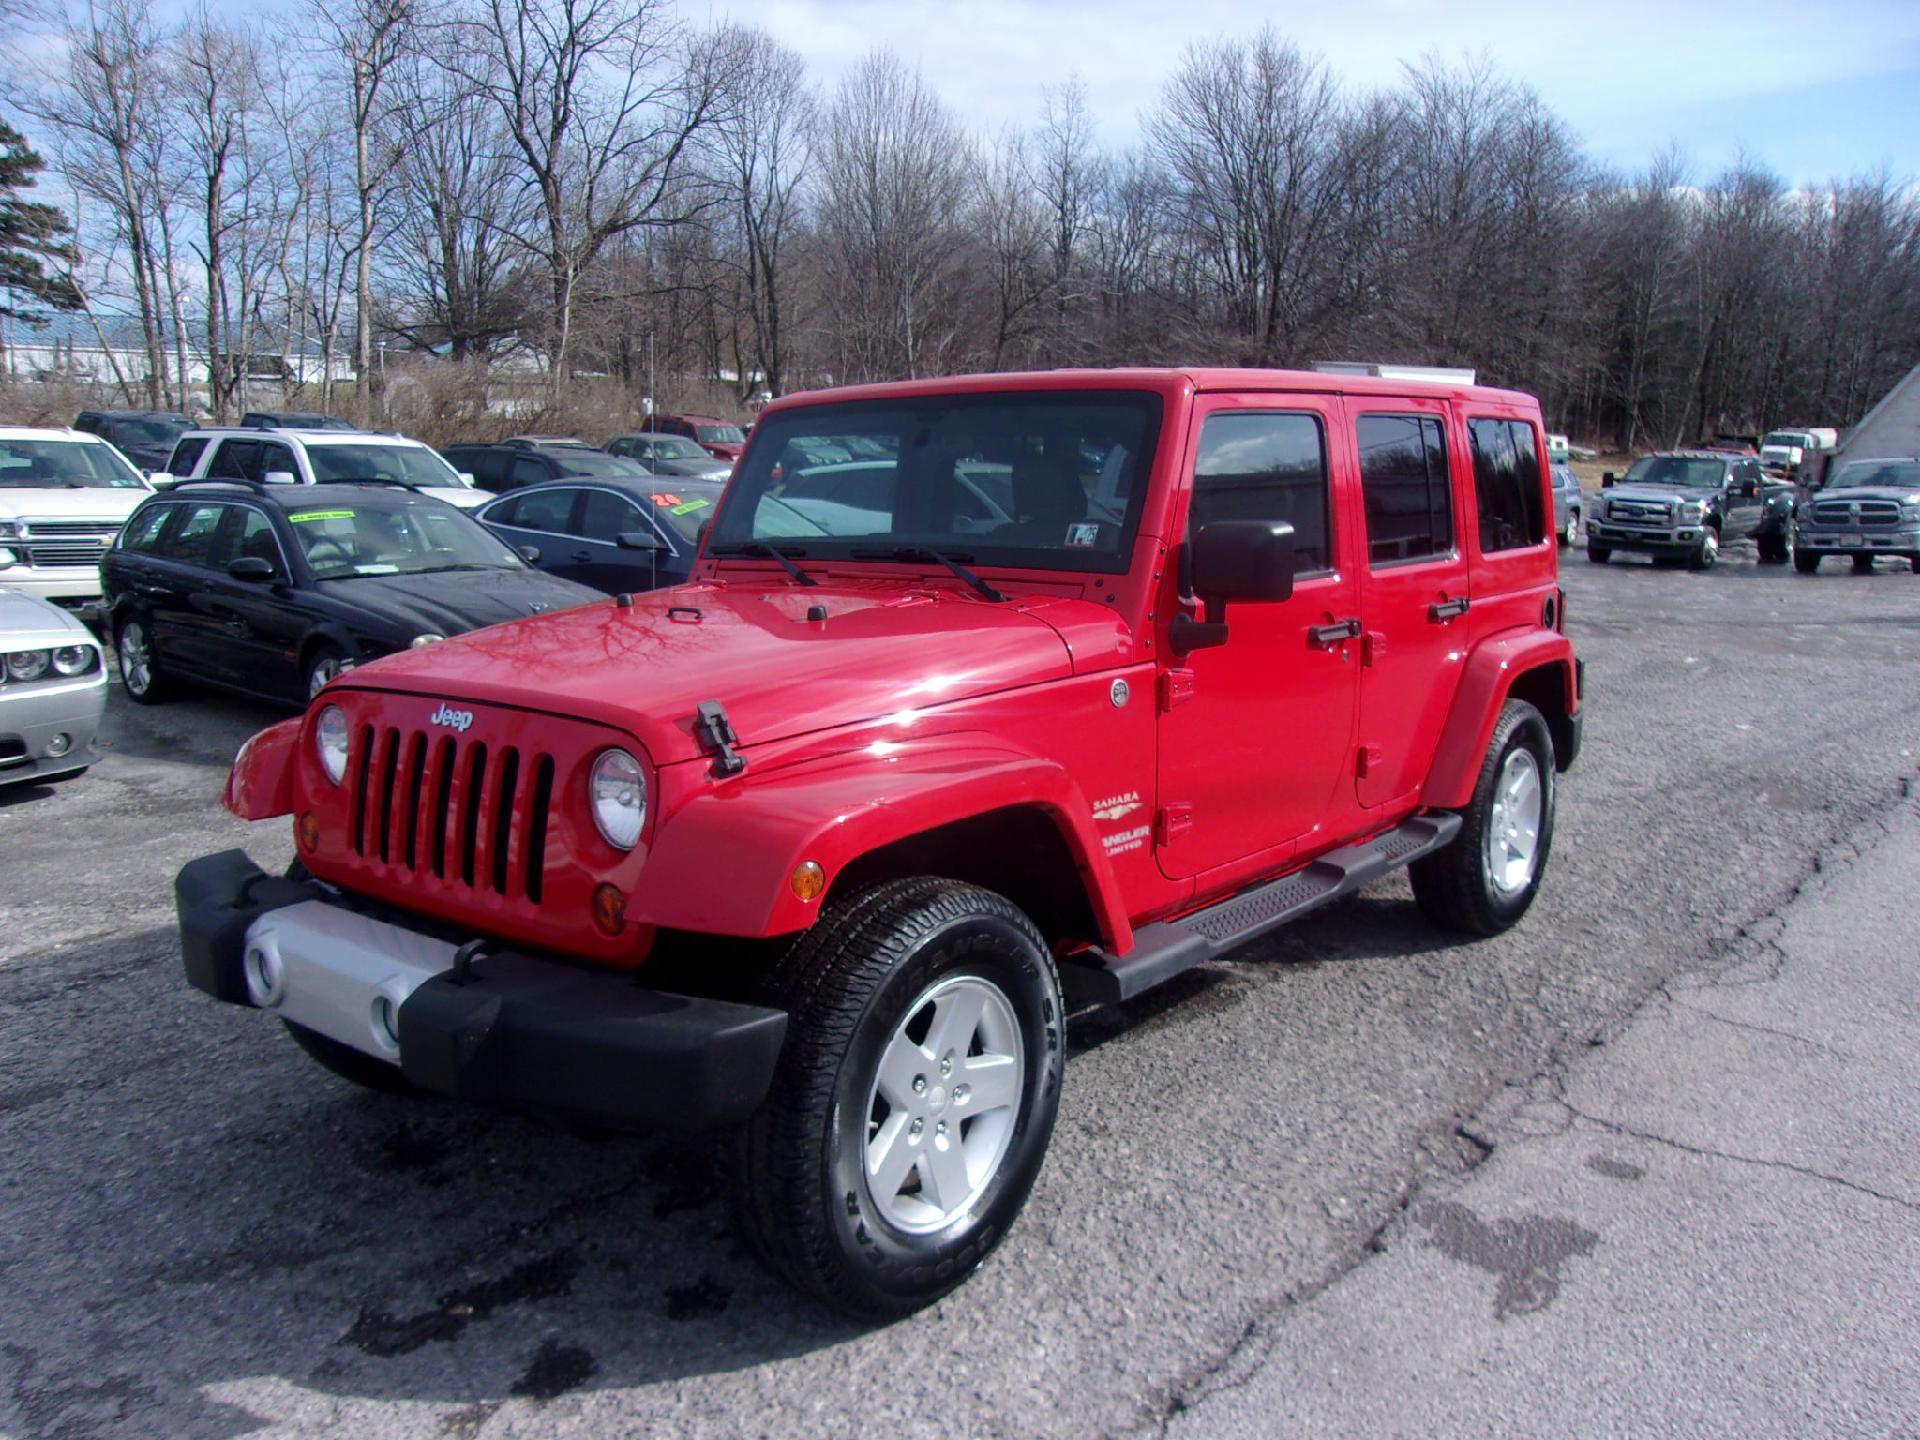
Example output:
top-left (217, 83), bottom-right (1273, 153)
top-left (1156, 397), bottom-right (1361, 881)
top-left (1346, 403), bottom-right (1473, 809)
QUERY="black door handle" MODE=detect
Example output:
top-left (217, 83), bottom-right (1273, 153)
top-left (1309, 618), bottom-right (1362, 647)
top-left (1428, 596), bottom-right (1471, 622)
top-left (571, 550), bottom-right (593, 562)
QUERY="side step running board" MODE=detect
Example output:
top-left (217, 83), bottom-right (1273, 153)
top-left (1059, 813), bottom-right (1463, 1009)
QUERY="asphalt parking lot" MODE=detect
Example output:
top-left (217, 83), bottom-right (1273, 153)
top-left (2, 540), bottom-right (1917, 1439)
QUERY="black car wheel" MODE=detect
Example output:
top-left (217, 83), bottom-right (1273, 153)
top-left (305, 643), bottom-right (350, 700)
top-left (115, 617), bottom-right (173, 704)
top-left (1586, 545), bottom-right (1611, 564)
top-left (1794, 550), bottom-right (1820, 574)
top-left (1852, 554), bottom-right (1876, 574)
top-left (731, 877), bottom-right (1064, 1319)
top-left (1689, 525), bottom-right (1720, 570)
top-left (1757, 527), bottom-right (1793, 564)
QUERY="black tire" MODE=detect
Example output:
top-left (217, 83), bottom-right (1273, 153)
top-left (1910, 554), bottom-right (1920, 574)
top-left (1794, 549), bottom-right (1820, 574)
top-left (282, 1019), bottom-right (418, 1094)
top-left (304, 642), bottom-right (350, 700)
top-left (1852, 554), bottom-right (1875, 574)
top-left (730, 877), bottom-right (1064, 1319)
top-left (1757, 526), bottom-right (1793, 565)
top-left (114, 615), bottom-right (174, 704)
top-left (1409, 700), bottom-right (1557, 938)
top-left (1586, 545), bottom-right (1611, 564)
top-left (1688, 524), bottom-right (1720, 570)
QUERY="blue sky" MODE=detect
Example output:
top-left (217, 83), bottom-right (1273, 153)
top-left (723, 0), bottom-right (1920, 186)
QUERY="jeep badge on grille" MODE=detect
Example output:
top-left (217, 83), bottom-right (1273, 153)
top-left (429, 703), bottom-right (475, 732)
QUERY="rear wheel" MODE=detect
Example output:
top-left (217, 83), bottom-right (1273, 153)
top-left (1586, 545), bottom-right (1611, 564)
top-left (731, 877), bottom-right (1064, 1318)
top-left (1560, 511), bottom-right (1581, 547)
top-left (1757, 527), bottom-right (1793, 564)
top-left (1852, 554), bottom-right (1876, 574)
top-left (115, 617), bottom-right (173, 704)
top-left (1794, 549), bottom-right (1820, 574)
top-left (1410, 700), bottom-right (1556, 937)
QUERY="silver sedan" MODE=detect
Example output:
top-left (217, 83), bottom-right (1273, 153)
top-left (0, 586), bottom-right (108, 787)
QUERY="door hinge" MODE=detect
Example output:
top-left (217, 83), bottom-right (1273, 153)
top-left (1361, 630), bottom-right (1386, 667)
top-left (1155, 803), bottom-right (1193, 845)
top-left (1356, 744), bottom-right (1385, 779)
top-left (1158, 668), bottom-right (1196, 711)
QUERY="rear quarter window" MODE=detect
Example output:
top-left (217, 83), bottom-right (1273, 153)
top-left (1466, 419), bottom-right (1546, 553)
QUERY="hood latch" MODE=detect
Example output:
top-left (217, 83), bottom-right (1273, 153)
top-left (694, 700), bottom-right (747, 778)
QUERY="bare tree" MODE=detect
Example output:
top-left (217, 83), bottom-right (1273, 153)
top-left (450, 0), bottom-right (723, 396)
top-left (1031, 77), bottom-right (1102, 358)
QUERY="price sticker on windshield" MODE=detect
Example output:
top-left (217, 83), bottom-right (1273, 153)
top-left (669, 498), bottom-right (711, 516)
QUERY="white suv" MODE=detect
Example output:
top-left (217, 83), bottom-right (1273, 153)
top-left (0, 427), bottom-right (154, 612)
top-left (158, 426), bottom-right (484, 509)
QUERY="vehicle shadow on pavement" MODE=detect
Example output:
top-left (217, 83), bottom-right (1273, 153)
top-left (95, 689), bottom-right (290, 768)
top-left (0, 780), bottom-right (62, 808)
top-left (0, 926), bottom-right (874, 1436)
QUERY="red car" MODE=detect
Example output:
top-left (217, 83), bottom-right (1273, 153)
top-left (643, 412), bottom-right (747, 461)
top-left (177, 367), bottom-right (1582, 1317)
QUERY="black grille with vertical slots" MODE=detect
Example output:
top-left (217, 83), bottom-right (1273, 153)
top-left (348, 725), bottom-right (553, 901)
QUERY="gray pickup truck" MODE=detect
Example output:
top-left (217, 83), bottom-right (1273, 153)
top-left (1586, 451), bottom-right (1797, 569)
top-left (1793, 457), bottom-right (1920, 574)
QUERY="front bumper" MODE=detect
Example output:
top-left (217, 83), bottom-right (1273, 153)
top-left (1585, 521), bottom-right (1707, 553)
top-left (175, 850), bottom-right (788, 1129)
top-left (0, 567), bottom-right (108, 610)
top-left (0, 669), bottom-right (107, 786)
top-left (1795, 525), bottom-right (1920, 557)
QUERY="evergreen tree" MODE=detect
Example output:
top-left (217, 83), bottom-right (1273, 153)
top-left (0, 117), bottom-right (82, 326)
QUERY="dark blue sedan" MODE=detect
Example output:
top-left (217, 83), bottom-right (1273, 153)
top-left (474, 476), bottom-right (723, 594)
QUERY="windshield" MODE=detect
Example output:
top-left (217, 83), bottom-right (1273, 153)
top-left (1828, 460), bottom-right (1920, 490)
top-left (708, 391), bottom-right (1162, 574)
top-left (306, 443), bottom-right (465, 488)
top-left (106, 418), bottom-right (187, 448)
top-left (548, 450), bottom-right (645, 478)
top-left (1762, 432), bottom-right (1810, 448)
top-left (0, 439), bottom-right (148, 489)
top-left (1622, 456), bottom-right (1729, 489)
top-left (287, 498), bottom-right (523, 579)
top-left (642, 435), bottom-right (710, 461)
top-left (696, 424), bottom-right (746, 446)
top-left (640, 483), bottom-right (726, 542)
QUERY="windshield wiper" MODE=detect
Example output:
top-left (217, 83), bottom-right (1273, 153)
top-left (851, 545), bottom-right (1008, 603)
top-left (709, 540), bottom-right (818, 586)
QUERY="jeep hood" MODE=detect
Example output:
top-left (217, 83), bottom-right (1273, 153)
top-left (336, 582), bottom-right (1079, 765)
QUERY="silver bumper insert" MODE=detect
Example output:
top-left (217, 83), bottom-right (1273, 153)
top-left (243, 900), bottom-right (457, 1064)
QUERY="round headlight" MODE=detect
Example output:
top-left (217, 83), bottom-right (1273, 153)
top-left (5, 650), bottom-right (49, 682)
top-left (52, 645), bottom-right (96, 677)
top-left (590, 748), bottom-right (647, 850)
top-left (315, 705), bottom-right (350, 785)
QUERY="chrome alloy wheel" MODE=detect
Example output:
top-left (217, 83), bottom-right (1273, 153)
top-left (307, 653), bottom-right (344, 698)
top-left (1483, 747), bottom-right (1544, 897)
top-left (862, 973), bottom-right (1025, 1234)
top-left (118, 622), bottom-right (153, 696)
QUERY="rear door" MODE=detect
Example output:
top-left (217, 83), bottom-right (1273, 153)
top-left (1347, 402), bottom-right (1472, 809)
top-left (1156, 395), bottom-right (1362, 881)
top-left (145, 499), bottom-right (230, 676)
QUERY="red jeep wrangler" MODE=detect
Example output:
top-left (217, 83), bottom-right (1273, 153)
top-left (177, 369), bottom-right (1581, 1317)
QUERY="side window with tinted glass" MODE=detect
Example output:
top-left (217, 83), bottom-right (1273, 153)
top-left (120, 505), bottom-right (173, 553)
top-left (503, 487), bottom-right (576, 533)
top-left (207, 440), bottom-right (256, 481)
top-left (1357, 414), bottom-right (1453, 565)
top-left (1466, 419), bottom-right (1545, 553)
top-left (509, 456), bottom-right (550, 490)
top-left (257, 443), bottom-right (299, 481)
top-left (161, 503), bottom-right (227, 568)
top-left (167, 437), bottom-right (207, 477)
top-left (229, 508), bottom-right (284, 571)
top-left (578, 489), bottom-right (645, 542)
top-left (1189, 411), bottom-right (1331, 574)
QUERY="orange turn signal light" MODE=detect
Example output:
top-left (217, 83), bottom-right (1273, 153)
top-left (591, 882), bottom-right (627, 936)
top-left (297, 812), bottom-right (320, 852)
top-left (790, 860), bottom-right (826, 902)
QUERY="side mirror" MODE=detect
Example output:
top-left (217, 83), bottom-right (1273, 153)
top-left (1172, 520), bottom-right (1296, 655)
top-left (147, 471), bottom-right (174, 488)
top-left (457, 471), bottom-right (477, 486)
top-left (517, 545), bottom-right (541, 564)
top-left (262, 470), bottom-right (298, 485)
top-left (617, 530), bottom-right (662, 552)
top-left (1601, 472), bottom-right (1616, 488)
top-left (227, 556), bottom-right (275, 582)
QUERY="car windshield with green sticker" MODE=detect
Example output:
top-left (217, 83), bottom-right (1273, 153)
top-left (640, 481), bottom-right (726, 543)
top-left (707, 391), bottom-right (1162, 575)
top-left (287, 494), bottom-right (525, 579)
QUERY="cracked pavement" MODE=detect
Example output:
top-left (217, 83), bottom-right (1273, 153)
top-left (3, 544), bottom-right (1918, 1438)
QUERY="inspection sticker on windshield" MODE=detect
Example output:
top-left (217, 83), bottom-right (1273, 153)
top-left (289, 510), bottom-right (354, 523)
top-left (649, 492), bottom-right (684, 507)
top-left (1065, 522), bottom-right (1100, 547)
top-left (669, 498), bottom-right (711, 516)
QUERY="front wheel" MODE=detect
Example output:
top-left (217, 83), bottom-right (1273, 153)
top-left (1794, 549), bottom-right (1820, 574)
top-left (1410, 700), bottom-right (1556, 937)
top-left (1586, 545), bottom-right (1611, 564)
top-left (730, 878), bottom-right (1064, 1319)
top-left (115, 617), bottom-right (173, 704)
top-left (1689, 526), bottom-right (1720, 570)
top-left (1757, 527), bottom-right (1793, 564)
top-left (304, 643), bottom-right (350, 700)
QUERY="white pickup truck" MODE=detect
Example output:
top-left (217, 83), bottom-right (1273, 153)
top-left (1759, 428), bottom-right (1837, 475)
